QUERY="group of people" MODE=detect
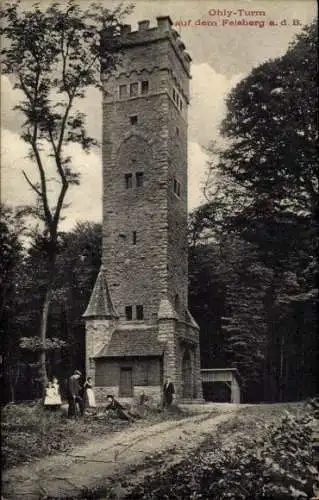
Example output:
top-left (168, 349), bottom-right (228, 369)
top-left (43, 370), bottom-right (96, 417)
top-left (43, 371), bottom-right (176, 417)
top-left (67, 370), bottom-right (96, 418)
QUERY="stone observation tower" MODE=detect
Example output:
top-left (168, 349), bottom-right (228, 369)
top-left (84, 16), bottom-right (202, 402)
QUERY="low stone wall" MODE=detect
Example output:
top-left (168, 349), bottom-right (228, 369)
top-left (95, 386), bottom-right (119, 403)
top-left (94, 385), bottom-right (162, 406)
top-left (135, 385), bottom-right (162, 403)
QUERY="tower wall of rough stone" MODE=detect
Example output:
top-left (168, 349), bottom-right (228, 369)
top-left (85, 319), bottom-right (115, 383)
top-left (102, 93), bottom-right (170, 321)
top-left (85, 18), bottom-right (203, 403)
top-left (101, 22), bottom-right (190, 322)
top-left (167, 90), bottom-right (188, 314)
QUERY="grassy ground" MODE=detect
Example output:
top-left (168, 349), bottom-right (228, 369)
top-left (1, 400), bottom-right (192, 470)
top-left (3, 402), bottom-right (317, 499)
top-left (125, 403), bottom-right (318, 500)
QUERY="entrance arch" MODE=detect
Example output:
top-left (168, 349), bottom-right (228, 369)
top-left (182, 349), bottom-right (192, 398)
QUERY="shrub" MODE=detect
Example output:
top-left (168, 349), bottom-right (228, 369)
top-left (1, 402), bottom-right (70, 468)
top-left (128, 404), bottom-right (319, 499)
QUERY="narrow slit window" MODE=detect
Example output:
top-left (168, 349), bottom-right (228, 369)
top-left (119, 84), bottom-right (127, 99)
top-left (136, 172), bottom-right (144, 187)
top-left (130, 82), bottom-right (138, 97)
top-left (173, 178), bottom-right (181, 198)
top-left (136, 305), bottom-right (144, 320)
top-left (141, 80), bottom-right (149, 94)
top-left (176, 126), bottom-right (180, 136)
top-left (132, 231), bottom-right (137, 245)
top-left (173, 88), bottom-right (176, 102)
top-left (174, 294), bottom-right (180, 312)
top-left (125, 305), bottom-right (133, 320)
top-left (125, 173), bottom-right (133, 189)
top-left (130, 115), bottom-right (138, 125)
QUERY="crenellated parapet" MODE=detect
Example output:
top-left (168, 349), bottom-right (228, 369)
top-left (101, 16), bottom-right (191, 79)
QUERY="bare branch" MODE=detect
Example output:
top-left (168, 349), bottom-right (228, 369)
top-left (60, 25), bottom-right (72, 98)
top-left (52, 181), bottom-right (69, 231)
top-left (30, 139), bottom-right (53, 228)
top-left (47, 125), bottom-right (69, 230)
top-left (48, 128), bottom-right (60, 175)
top-left (56, 94), bottom-right (74, 156)
top-left (18, 74), bottom-right (34, 104)
top-left (18, 69), bottom-right (53, 227)
top-left (22, 170), bottom-right (42, 197)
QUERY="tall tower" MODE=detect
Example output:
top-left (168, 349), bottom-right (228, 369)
top-left (84, 17), bottom-right (202, 402)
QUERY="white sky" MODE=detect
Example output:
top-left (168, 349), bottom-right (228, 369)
top-left (1, 0), bottom-right (317, 230)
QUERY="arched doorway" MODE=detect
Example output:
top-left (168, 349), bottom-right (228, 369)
top-left (182, 349), bottom-right (192, 398)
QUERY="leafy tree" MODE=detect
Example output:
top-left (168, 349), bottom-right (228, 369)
top-left (200, 21), bottom-right (318, 401)
top-left (50, 221), bottom-right (102, 379)
top-left (189, 233), bottom-right (273, 401)
top-left (0, 1), bottom-right (132, 389)
top-left (0, 205), bottom-right (24, 323)
top-left (14, 222), bottom-right (101, 395)
top-left (218, 238), bottom-right (273, 400)
top-left (189, 242), bottom-right (227, 370)
top-left (0, 205), bottom-right (26, 401)
top-left (207, 21), bottom-right (317, 271)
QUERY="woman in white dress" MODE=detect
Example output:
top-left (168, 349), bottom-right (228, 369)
top-left (44, 378), bottom-right (62, 410)
top-left (84, 377), bottom-right (96, 410)
top-left (52, 377), bottom-right (62, 407)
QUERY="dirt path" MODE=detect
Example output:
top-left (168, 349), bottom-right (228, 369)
top-left (2, 405), bottom-right (239, 499)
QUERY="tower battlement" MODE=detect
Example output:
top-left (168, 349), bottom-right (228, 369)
top-left (103, 16), bottom-right (191, 78)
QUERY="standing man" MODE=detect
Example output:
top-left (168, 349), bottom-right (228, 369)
top-left (67, 370), bottom-right (84, 418)
top-left (163, 377), bottom-right (175, 409)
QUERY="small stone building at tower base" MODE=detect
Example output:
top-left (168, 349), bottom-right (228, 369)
top-left (84, 267), bottom-right (203, 403)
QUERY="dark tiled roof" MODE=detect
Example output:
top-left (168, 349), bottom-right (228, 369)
top-left (94, 325), bottom-right (163, 358)
top-left (83, 266), bottom-right (118, 318)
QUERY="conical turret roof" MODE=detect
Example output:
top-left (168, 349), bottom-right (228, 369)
top-left (83, 266), bottom-right (119, 319)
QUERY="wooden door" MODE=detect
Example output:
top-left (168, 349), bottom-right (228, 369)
top-left (119, 367), bottom-right (133, 397)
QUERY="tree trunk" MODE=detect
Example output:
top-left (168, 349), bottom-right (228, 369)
top-left (8, 364), bottom-right (20, 403)
top-left (279, 335), bottom-right (284, 402)
top-left (39, 287), bottom-right (52, 393)
top-left (9, 378), bottom-right (15, 403)
top-left (39, 249), bottom-right (56, 395)
top-left (263, 341), bottom-right (270, 402)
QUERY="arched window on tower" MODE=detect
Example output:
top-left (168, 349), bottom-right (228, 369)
top-left (141, 80), bottom-right (149, 94)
